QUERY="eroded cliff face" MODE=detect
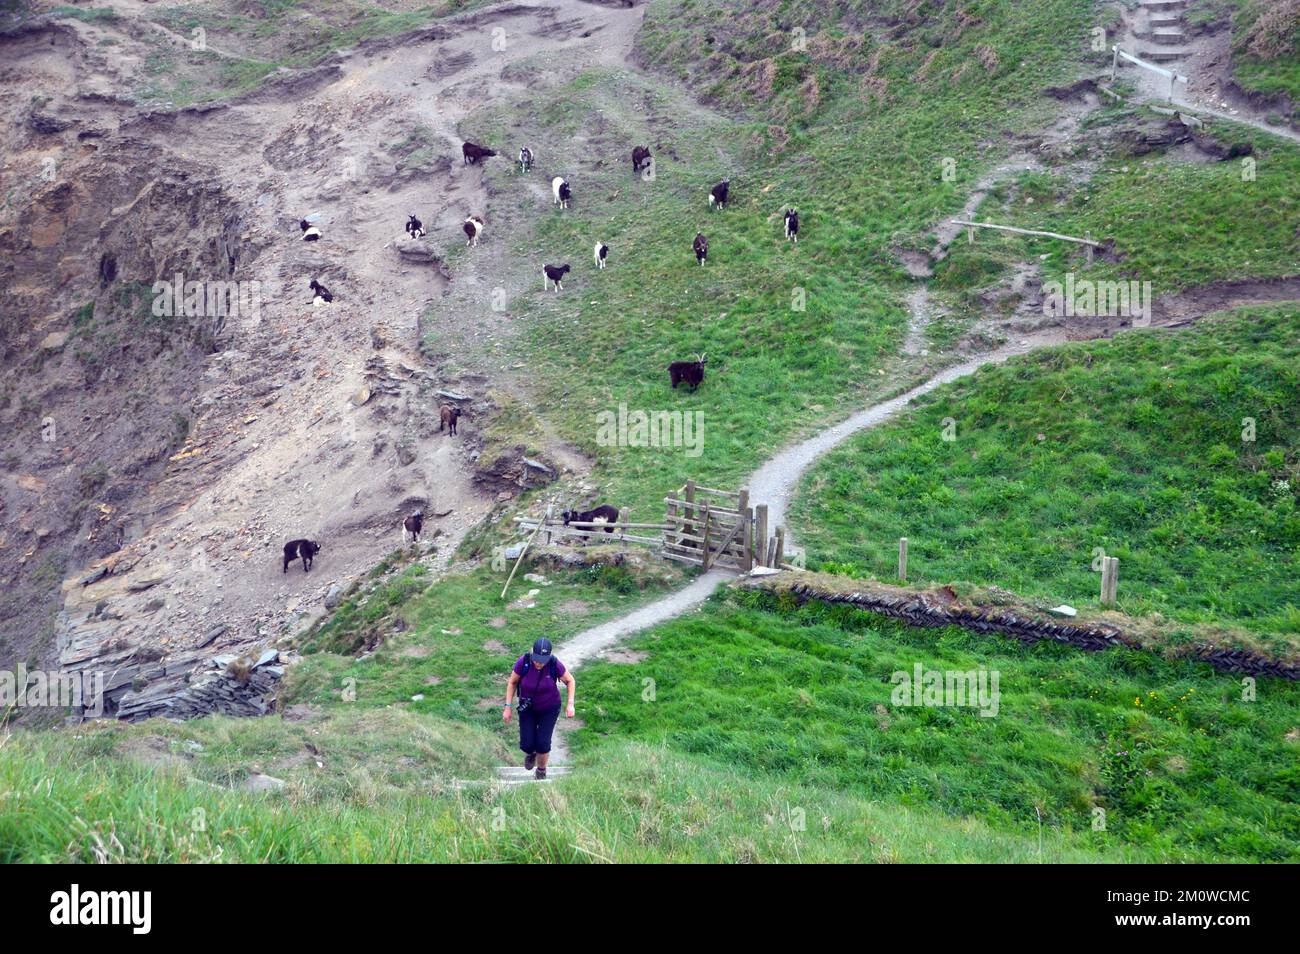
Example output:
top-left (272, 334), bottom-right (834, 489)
top-left (0, 13), bottom-right (506, 719)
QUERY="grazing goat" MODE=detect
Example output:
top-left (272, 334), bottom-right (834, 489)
top-left (594, 241), bottom-right (609, 269)
top-left (300, 219), bottom-right (322, 241)
top-left (402, 512), bottom-right (424, 544)
top-left (543, 263), bottom-right (570, 292)
top-left (562, 505), bottom-right (620, 534)
top-left (518, 146), bottom-right (534, 172)
top-left (668, 353), bottom-right (706, 391)
top-left (462, 142), bottom-right (497, 165)
top-left (631, 145), bottom-right (652, 174)
top-left (282, 539), bottom-right (321, 574)
top-left (463, 215), bottom-right (485, 247)
top-left (693, 232), bottom-right (708, 265)
top-left (405, 214), bottom-right (425, 238)
top-left (709, 179), bottom-right (729, 210)
top-left (784, 208), bottom-right (799, 242)
top-left (552, 176), bottom-right (571, 209)
top-left (439, 404), bottom-right (462, 435)
top-left (310, 279), bottom-right (333, 306)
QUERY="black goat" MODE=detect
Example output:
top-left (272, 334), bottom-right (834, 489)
top-left (693, 232), bottom-right (708, 265)
top-left (405, 214), bottom-right (425, 238)
top-left (462, 142), bottom-right (497, 165)
top-left (402, 512), bottom-right (424, 544)
top-left (709, 179), bottom-right (729, 210)
top-left (562, 504), bottom-right (620, 532)
top-left (669, 353), bottom-right (706, 391)
top-left (632, 145), bottom-right (652, 174)
top-left (300, 219), bottom-right (322, 241)
top-left (282, 539), bottom-right (321, 574)
top-left (519, 146), bottom-right (534, 172)
top-left (784, 208), bottom-right (799, 242)
top-left (543, 263), bottom-right (571, 292)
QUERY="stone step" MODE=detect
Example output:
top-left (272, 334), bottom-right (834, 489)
top-left (1149, 15), bottom-right (1182, 27)
top-left (1151, 28), bottom-right (1186, 45)
top-left (1139, 47), bottom-right (1189, 62)
top-left (1139, 0), bottom-right (1184, 9)
top-left (496, 764), bottom-right (571, 780)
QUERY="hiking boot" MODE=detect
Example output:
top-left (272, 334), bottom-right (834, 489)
top-left (534, 766), bottom-right (547, 780)
top-left (524, 753), bottom-right (537, 771)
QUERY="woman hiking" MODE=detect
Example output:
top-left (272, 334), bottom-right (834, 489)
top-left (503, 637), bottom-right (576, 780)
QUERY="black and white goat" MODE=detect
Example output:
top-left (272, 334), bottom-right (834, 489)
top-left (518, 146), bottom-right (534, 172)
top-left (402, 512), bottom-right (424, 544)
top-left (310, 279), bottom-right (333, 306)
top-left (594, 241), bottom-right (609, 269)
top-left (562, 504), bottom-right (620, 533)
top-left (784, 208), bottom-right (799, 242)
top-left (693, 232), bottom-right (708, 265)
top-left (631, 145), bottom-right (652, 174)
top-left (709, 179), bottom-right (729, 210)
top-left (462, 142), bottom-right (497, 165)
top-left (668, 353), bottom-right (706, 391)
top-left (282, 539), bottom-right (321, 574)
top-left (300, 219), bottom-right (322, 241)
top-left (463, 215), bottom-right (485, 247)
top-left (552, 176), bottom-right (571, 209)
top-left (405, 214), bottom-right (425, 238)
top-left (543, 263), bottom-right (571, 292)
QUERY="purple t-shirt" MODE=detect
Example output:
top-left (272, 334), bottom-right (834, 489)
top-left (514, 655), bottom-right (566, 711)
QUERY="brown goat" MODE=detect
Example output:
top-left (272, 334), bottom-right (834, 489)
top-left (439, 404), bottom-right (462, 435)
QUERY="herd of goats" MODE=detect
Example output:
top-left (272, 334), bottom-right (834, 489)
top-left (282, 140), bottom-right (802, 573)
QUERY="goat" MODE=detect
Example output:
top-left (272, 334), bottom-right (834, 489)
top-left (300, 219), bottom-right (322, 241)
top-left (439, 404), bottom-right (462, 435)
top-left (463, 215), bottom-right (485, 247)
top-left (668, 353), bottom-right (706, 391)
top-left (594, 241), bottom-right (609, 269)
top-left (282, 539), bottom-right (321, 574)
top-left (693, 232), bottom-right (708, 266)
top-left (462, 142), bottom-right (497, 165)
top-left (784, 208), bottom-right (799, 242)
top-left (709, 179), bottom-right (729, 210)
top-left (543, 263), bottom-right (570, 292)
top-left (562, 504), bottom-right (620, 534)
top-left (631, 145), bottom-right (652, 174)
top-left (402, 512), bottom-right (424, 544)
top-left (552, 176), bottom-right (571, 209)
top-left (518, 146), bottom-right (534, 172)
top-left (405, 214), bottom-right (425, 238)
top-left (310, 279), bottom-right (333, 306)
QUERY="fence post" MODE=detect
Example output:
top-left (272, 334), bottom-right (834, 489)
top-left (737, 488), bottom-right (751, 570)
top-left (755, 505), bottom-right (769, 567)
top-left (773, 527), bottom-right (785, 568)
top-left (701, 502), bottom-right (712, 571)
top-left (898, 537), bottom-right (908, 582)
top-left (683, 479), bottom-right (696, 541)
top-left (1085, 230), bottom-right (1094, 266)
top-left (1110, 44), bottom-right (1118, 82)
top-left (1100, 556), bottom-right (1119, 607)
top-left (502, 504), bottom-right (551, 600)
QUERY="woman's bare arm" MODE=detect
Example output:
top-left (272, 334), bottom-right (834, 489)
top-left (562, 671), bottom-right (576, 715)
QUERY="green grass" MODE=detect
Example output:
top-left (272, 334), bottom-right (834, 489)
top-left (0, 711), bottom-right (1165, 862)
top-left (574, 587), bottom-right (1300, 861)
top-left (793, 306), bottom-right (1300, 644)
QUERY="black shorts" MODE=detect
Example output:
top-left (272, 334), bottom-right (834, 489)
top-left (518, 704), bottom-right (561, 754)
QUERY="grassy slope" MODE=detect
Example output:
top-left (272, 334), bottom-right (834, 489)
top-left (792, 307), bottom-right (1300, 644)
top-left (575, 588), bottom-right (1300, 862)
top-left (459, 0), bottom-right (1097, 522)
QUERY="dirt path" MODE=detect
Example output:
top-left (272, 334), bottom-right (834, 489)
top-left (538, 278), bottom-right (1300, 773)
